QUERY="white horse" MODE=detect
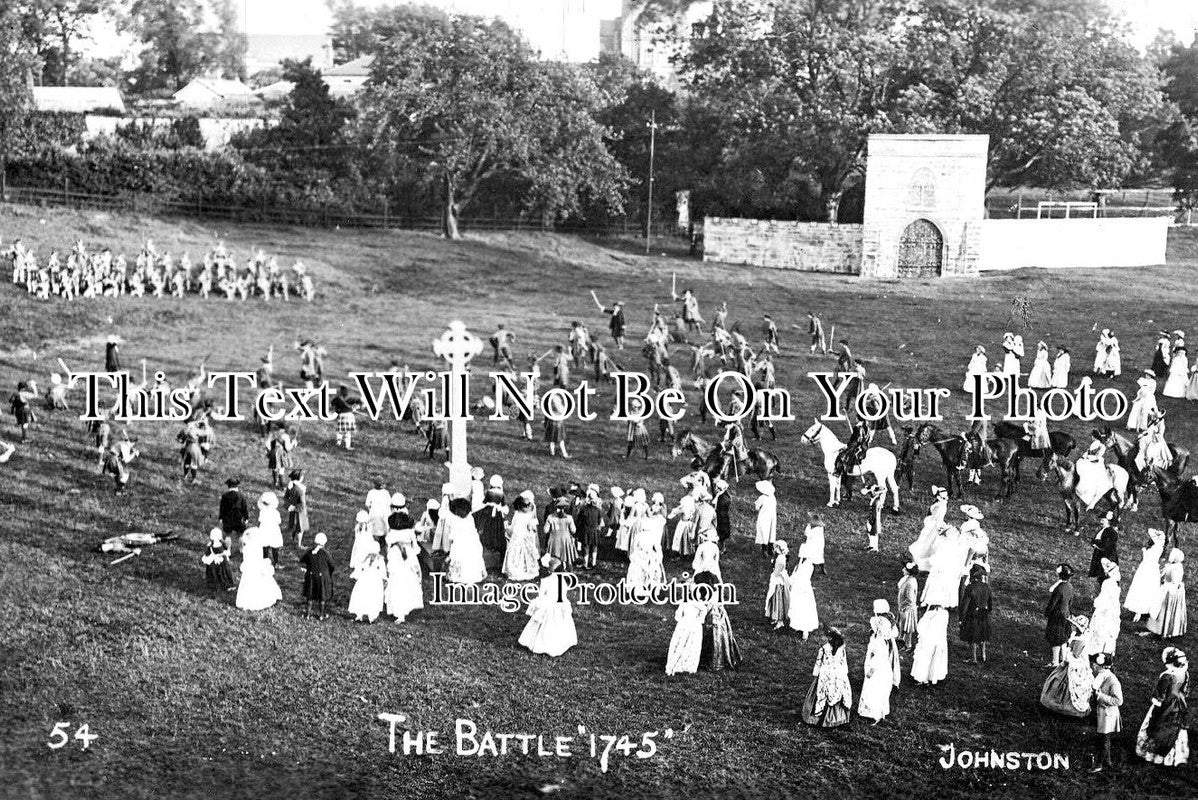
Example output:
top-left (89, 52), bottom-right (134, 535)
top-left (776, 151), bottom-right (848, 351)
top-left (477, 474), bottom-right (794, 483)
top-left (801, 420), bottom-right (900, 510)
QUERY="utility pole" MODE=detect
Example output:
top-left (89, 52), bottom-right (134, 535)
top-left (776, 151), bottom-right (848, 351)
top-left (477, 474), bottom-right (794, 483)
top-left (645, 109), bottom-right (658, 255)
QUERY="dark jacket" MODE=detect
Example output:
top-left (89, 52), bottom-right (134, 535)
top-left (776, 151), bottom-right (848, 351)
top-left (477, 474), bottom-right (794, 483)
top-left (219, 489), bottom-right (249, 532)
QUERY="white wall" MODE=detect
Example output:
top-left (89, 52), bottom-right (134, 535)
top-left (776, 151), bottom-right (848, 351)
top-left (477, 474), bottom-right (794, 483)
top-left (979, 217), bottom-right (1170, 271)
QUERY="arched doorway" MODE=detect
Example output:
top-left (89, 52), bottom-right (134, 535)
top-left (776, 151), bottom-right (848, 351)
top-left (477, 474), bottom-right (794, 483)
top-left (897, 219), bottom-right (943, 277)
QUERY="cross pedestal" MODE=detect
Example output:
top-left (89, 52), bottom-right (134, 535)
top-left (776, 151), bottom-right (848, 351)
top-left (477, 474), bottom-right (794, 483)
top-left (433, 320), bottom-right (484, 498)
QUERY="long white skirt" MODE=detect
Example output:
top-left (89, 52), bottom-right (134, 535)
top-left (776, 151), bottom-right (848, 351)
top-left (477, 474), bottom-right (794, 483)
top-left (235, 562), bottom-right (282, 611)
top-left (348, 572), bottom-right (386, 622)
top-left (385, 562), bottom-right (424, 621)
top-left (519, 601), bottom-right (577, 656)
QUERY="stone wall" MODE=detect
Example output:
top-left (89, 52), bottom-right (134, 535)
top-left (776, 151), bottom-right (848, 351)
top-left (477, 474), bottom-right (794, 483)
top-left (860, 134), bottom-right (988, 278)
top-left (701, 217), bottom-right (864, 273)
top-left (979, 218), bottom-right (1170, 271)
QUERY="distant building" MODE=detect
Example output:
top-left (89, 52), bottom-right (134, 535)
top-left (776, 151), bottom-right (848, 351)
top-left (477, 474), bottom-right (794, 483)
top-left (32, 86), bottom-right (126, 114)
top-left (245, 34), bottom-right (335, 75)
top-left (173, 78), bottom-right (256, 109)
top-left (600, 0), bottom-right (712, 89)
top-left (255, 81), bottom-right (296, 102)
top-left (322, 55), bottom-right (373, 97)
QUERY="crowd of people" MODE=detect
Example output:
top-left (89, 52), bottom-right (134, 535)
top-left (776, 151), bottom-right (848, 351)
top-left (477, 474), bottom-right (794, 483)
top-left (5, 238), bottom-right (316, 301)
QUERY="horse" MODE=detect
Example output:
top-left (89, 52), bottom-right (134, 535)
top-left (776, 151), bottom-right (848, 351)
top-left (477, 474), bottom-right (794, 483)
top-left (915, 423), bottom-right (1020, 500)
top-left (1145, 466), bottom-right (1198, 551)
top-left (800, 420), bottom-right (899, 511)
top-left (671, 429), bottom-right (782, 483)
top-left (1037, 451), bottom-right (1129, 533)
top-left (895, 426), bottom-right (921, 492)
top-left (1099, 428), bottom-right (1190, 512)
top-left (992, 420), bottom-right (1075, 483)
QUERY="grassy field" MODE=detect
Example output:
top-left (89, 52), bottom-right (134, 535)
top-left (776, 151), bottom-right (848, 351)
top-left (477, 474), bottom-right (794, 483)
top-left (2, 203), bottom-right (1198, 800)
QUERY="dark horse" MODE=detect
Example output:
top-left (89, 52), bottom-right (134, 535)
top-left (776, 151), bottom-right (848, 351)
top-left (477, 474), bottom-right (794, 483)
top-left (1099, 428), bottom-right (1191, 512)
top-left (1146, 466), bottom-right (1198, 551)
top-left (1037, 451), bottom-right (1127, 533)
top-left (915, 423), bottom-right (1020, 500)
top-left (992, 420), bottom-right (1075, 483)
top-left (672, 429), bottom-right (782, 482)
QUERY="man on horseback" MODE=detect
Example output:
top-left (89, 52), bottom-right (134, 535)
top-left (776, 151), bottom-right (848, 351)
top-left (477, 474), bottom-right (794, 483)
top-left (836, 418), bottom-right (870, 476)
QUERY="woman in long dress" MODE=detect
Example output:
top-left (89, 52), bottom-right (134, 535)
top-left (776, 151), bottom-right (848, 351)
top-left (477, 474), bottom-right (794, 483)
top-left (802, 627), bottom-right (852, 727)
top-left (347, 539), bottom-right (387, 623)
top-left (908, 487), bottom-right (949, 572)
top-left (1028, 341), bottom-right (1053, 389)
top-left (1124, 528), bottom-right (1166, 621)
top-left (384, 530), bottom-right (424, 623)
top-left (1127, 370), bottom-right (1160, 431)
top-left (858, 600), bottom-right (901, 724)
top-left (1148, 549), bottom-right (1188, 639)
top-left (1087, 560), bottom-right (1122, 655)
top-left (502, 491), bottom-right (541, 581)
top-left (1001, 332), bottom-right (1023, 375)
top-left (1162, 344), bottom-right (1189, 398)
top-left (1135, 647), bottom-right (1190, 766)
top-left (543, 500), bottom-right (578, 571)
top-left (787, 542), bottom-right (820, 638)
top-left (665, 584), bottom-right (706, 675)
top-left (1040, 615), bottom-right (1094, 717)
top-left (519, 556), bottom-right (577, 657)
top-left (765, 540), bottom-right (790, 629)
top-left (754, 479), bottom-right (777, 557)
top-left (697, 571), bottom-right (741, 671)
top-left (235, 526), bottom-right (283, 611)
top-left (445, 497), bottom-right (486, 585)
top-left (920, 526), bottom-right (962, 609)
top-left (911, 605), bottom-right (949, 685)
top-left (626, 495), bottom-right (666, 590)
top-left (897, 562), bottom-right (919, 650)
top-left (667, 494), bottom-right (697, 556)
top-left (1186, 361), bottom-right (1198, 401)
top-left (1094, 329), bottom-right (1121, 377)
top-left (430, 482), bottom-right (454, 553)
top-left (1136, 412), bottom-right (1174, 472)
top-left (963, 345), bottom-right (987, 393)
top-left (692, 530), bottom-right (721, 581)
top-left (617, 488), bottom-right (647, 555)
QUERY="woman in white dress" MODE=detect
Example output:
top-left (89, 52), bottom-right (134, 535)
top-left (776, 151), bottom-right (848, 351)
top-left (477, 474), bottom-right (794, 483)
top-left (765, 540), bottom-right (791, 629)
top-left (754, 480), bottom-right (777, 557)
top-left (667, 494), bottom-right (697, 556)
top-left (385, 529), bottom-right (424, 623)
top-left (445, 497), bottom-right (486, 585)
top-left (519, 555), bottom-right (578, 657)
top-left (1136, 412), bottom-right (1174, 472)
top-left (349, 509), bottom-right (376, 570)
top-left (1087, 559), bottom-right (1122, 655)
top-left (502, 491), bottom-right (541, 581)
top-left (617, 488), bottom-right (647, 554)
top-left (348, 539), bottom-right (387, 623)
top-left (626, 494), bottom-right (666, 590)
top-left (920, 525), bottom-right (962, 609)
top-left (911, 605), bottom-right (949, 685)
top-left (256, 491), bottom-right (284, 567)
top-left (1075, 431), bottom-right (1113, 509)
top-left (1001, 332), bottom-right (1023, 375)
top-left (787, 542), bottom-right (820, 638)
top-left (1148, 549), bottom-right (1188, 640)
top-left (665, 585), bottom-right (706, 675)
top-left (1162, 344), bottom-right (1189, 398)
top-left (963, 345), bottom-right (987, 393)
top-left (858, 599), bottom-right (901, 724)
top-left (1051, 345), bottom-right (1071, 388)
top-left (1028, 340), bottom-right (1052, 389)
top-left (1124, 528), bottom-right (1166, 622)
top-left (908, 486), bottom-right (949, 572)
top-left (1094, 329), bottom-right (1122, 377)
top-left (1127, 370), bottom-right (1160, 432)
top-left (235, 526), bottom-right (283, 611)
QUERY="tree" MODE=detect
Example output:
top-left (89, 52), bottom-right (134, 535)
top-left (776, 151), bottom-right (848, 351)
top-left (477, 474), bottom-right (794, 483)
top-left (358, 8), bottom-right (626, 238)
top-left (0, 6), bottom-right (35, 198)
top-left (123, 0), bottom-right (245, 93)
top-left (16, 0), bottom-right (106, 86)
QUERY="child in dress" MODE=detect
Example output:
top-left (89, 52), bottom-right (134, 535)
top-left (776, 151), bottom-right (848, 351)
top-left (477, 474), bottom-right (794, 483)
top-left (667, 494), bottom-right (697, 557)
top-left (257, 492), bottom-right (284, 568)
top-left (802, 626), bottom-right (852, 728)
top-left (299, 533), bottom-right (335, 620)
top-left (384, 530), bottom-right (424, 623)
top-left (911, 605), bottom-right (949, 685)
top-left (202, 528), bottom-right (235, 595)
top-left (626, 495), bottom-right (666, 590)
top-left (862, 484), bottom-right (885, 552)
top-left (350, 510), bottom-right (376, 570)
top-left (858, 601), bottom-right (901, 725)
top-left (544, 499), bottom-right (579, 571)
top-left (896, 562), bottom-right (920, 651)
top-left (958, 564), bottom-right (993, 663)
top-left (754, 479), bottom-right (777, 558)
top-left (503, 491), bottom-right (541, 581)
top-left (765, 541), bottom-right (790, 629)
top-left (348, 539), bottom-right (387, 623)
top-left (519, 555), bottom-right (578, 657)
top-left (697, 571), bottom-right (741, 671)
top-left (788, 543), bottom-right (820, 639)
top-left (1148, 549), bottom-right (1187, 640)
top-left (235, 527), bottom-right (283, 612)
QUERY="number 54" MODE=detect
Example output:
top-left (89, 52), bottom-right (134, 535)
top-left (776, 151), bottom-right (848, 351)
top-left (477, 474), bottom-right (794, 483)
top-left (48, 722), bottom-right (98, 750)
